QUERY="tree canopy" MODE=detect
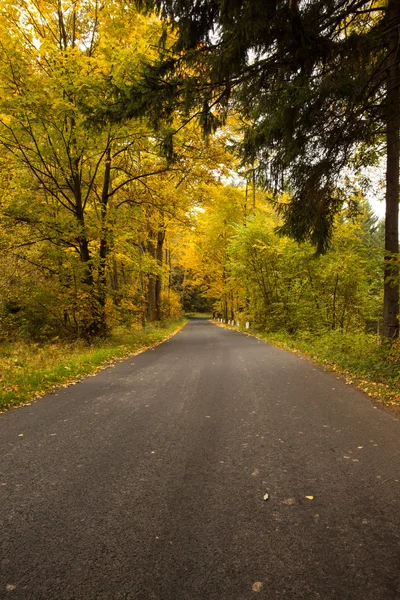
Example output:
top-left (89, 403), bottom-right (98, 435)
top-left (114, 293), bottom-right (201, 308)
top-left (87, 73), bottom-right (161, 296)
top-left (127, 0), bottom-right (399, 337)
top-left (0, 0), bottom-right (230, 338)
top-left (0, 0), bottom-right (397, 346)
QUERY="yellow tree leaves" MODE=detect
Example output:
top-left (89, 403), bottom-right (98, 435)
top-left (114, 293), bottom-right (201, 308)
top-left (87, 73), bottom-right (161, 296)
top-left (0, 0), bottom-right (238, 336)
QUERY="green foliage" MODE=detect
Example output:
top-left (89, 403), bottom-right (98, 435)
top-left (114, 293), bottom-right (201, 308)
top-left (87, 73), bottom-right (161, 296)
top-left (186, 188), bottom-right (383, 336)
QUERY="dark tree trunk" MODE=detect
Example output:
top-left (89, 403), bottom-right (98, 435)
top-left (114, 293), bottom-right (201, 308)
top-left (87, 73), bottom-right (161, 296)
top-left (383, 0), bottom-right (400, 339)
top-left (147, 277), bottom-right (157, 321)
top-left (230, 291), bottom-right (235, 322)
top-left (74, 150), bottom-right (110, 338)
top-left (73, 158), bottom-right (94, 289)
top-left (147, 238), bottom-right (157, 322)
top-left (110, 257), bottom-right (119, 299)
top-left (138, 243), bottom-right (147, 327)
top-left (98, 148), bottom-right (112, 308)
top-left (165, 247), bottom-right (172, 316)
top-left (78, 235), bottom-right (93, 287)
top-left (155, 227), bottom-right (165, 321)
top-left (223, 297), bottom-right (228, 323)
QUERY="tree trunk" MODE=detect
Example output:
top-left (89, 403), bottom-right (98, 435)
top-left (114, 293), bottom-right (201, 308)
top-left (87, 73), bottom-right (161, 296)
top-left (223, 297), bottom-right (228, 323)
top-left (138, 242), bottom-right (147, 327)
top-left (166, 246), bottom-right (172, 316)
top-left (230, 290), bottom-right (235, 322)
top-left (74, 159), bottom-right (94, 289)
top-left (77, 230), bottom-right (93, 287)
top-left (146, 238), bottom-right (157, 321)
top-left (98, 148), bottom-right (112, 308)
top-left (383, 0), bottom-right (400, 339)
top-left (155, 227), bottom-right (165, 321)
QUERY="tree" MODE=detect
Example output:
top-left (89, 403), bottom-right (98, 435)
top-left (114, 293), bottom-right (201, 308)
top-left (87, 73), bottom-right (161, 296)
top-left (185, 187), bottom-right (383, 336)
top-left (0, 0), bottom-right (189, 337)
top-left (132, 0), bottom-right (399, 338)
top-left (0, 0), bottom-right (237, 339)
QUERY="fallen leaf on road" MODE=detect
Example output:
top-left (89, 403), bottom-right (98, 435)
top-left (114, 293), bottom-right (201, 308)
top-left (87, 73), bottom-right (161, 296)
top-left (282, 498), bottom-right (295, 505)
top-left (252, 470), bottom-right (259, 477)
top-left (252, 582), bottom-right (263, 592)
top-left (305, 495), bottom-right (314, 500)
top-left (263, 493), bottom-right (269, 501)
top-left (6, 584), bottom-right (16, 591)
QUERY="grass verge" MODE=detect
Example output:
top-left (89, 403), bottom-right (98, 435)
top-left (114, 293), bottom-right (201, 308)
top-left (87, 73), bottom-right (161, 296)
top-left (213, 321), bottom-right (400, 413)
top-left (0, 319), bottom-right (187, 412)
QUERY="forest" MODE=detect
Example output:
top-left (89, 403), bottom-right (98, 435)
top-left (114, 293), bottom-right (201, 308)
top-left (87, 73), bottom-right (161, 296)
top-left (0, 0), bottom-right (399, 410)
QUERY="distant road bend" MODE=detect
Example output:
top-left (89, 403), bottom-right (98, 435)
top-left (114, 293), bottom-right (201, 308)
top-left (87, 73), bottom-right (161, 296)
top-left (1, 317), bottom-right (400, 599)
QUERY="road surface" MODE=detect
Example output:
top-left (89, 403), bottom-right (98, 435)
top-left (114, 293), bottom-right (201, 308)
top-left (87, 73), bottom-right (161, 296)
top-left (1, 318), bottom-right (400, 599)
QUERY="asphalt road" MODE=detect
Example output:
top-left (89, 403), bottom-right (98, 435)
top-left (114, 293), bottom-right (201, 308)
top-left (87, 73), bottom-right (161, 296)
top-left (1, 318), bottom-right (400, 600)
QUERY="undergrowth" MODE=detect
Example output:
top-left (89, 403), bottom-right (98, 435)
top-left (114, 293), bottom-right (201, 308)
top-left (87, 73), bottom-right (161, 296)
top-left (0, 319), bottom-right (186, 412)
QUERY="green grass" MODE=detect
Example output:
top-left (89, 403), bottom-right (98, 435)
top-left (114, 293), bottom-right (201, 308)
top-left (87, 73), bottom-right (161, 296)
top-left (217, 321), bottom-right (400, 409)
top-left (0, 319), bottom-right (187, 412)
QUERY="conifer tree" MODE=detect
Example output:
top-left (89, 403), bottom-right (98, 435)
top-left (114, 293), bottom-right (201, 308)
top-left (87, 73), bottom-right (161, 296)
top-left (132, 0), bottom-right (399, 338)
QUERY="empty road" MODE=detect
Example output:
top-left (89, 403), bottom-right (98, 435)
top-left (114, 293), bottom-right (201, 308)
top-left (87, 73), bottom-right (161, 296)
top-left (1, 318), bottom-right (400, 599)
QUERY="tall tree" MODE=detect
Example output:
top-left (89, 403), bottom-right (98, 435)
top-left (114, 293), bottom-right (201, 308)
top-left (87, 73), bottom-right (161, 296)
top-left (0, 0), bottom-right (185, 336)
top-left (384, 0), bottom-right (400, 338)
top-left (132, 0), bottom-right (399, 338)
